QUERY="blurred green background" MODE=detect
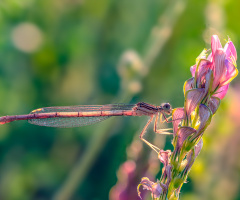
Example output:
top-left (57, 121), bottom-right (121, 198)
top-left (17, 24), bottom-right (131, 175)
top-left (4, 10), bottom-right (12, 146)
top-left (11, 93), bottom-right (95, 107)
top-left (0, 0), bottom-right (240, 200)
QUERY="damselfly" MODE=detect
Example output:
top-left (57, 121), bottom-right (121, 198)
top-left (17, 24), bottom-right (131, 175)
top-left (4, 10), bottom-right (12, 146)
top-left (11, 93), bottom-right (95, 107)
top-left (0, 102), bottom-right (173, 152)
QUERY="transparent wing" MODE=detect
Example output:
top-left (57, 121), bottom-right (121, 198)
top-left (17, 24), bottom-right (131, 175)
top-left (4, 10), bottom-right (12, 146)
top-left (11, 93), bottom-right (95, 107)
top-left (29, 116), bottom-right (110, 128)
top-left (28, 104), bottom-right (135, 128)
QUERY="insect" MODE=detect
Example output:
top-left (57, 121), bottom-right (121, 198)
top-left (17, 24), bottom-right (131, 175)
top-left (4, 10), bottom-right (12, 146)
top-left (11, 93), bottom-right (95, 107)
top-left (0, 102), bottom-right (172, 152)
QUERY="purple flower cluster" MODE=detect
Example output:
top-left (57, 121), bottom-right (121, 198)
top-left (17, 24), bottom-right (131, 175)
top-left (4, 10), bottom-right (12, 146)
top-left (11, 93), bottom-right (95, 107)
top-left (138, 35), bottom-right (238, 199)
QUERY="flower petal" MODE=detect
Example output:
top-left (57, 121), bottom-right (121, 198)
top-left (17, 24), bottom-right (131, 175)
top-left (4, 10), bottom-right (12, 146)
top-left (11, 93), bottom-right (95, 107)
top-left (194, 138), bottom-right (203, 158)
top-left (212, 48), bottom-right (226, 89)
top-left (177, 127), bottom-right (196, 148)
top-left (138, 178), bottom-right (162, 199)
top-left (225, 59), bottom-right (236, 77)
top-left (172, 108), bottom-right (185, 135)
top-left (152, 183), bottom-right (162, 198)
top-left (138, 177), bottom-right (153, 199)
top-left (198, 104), bottom-right (212, 135)
top-left (139, 177), bottom-right (153, 190)
top-left (203, 69), bottom-right (213, 95)
top-left (208, 96), bottom-right (221, 114)
top-left (190, 65), bottom-right (196, 77)
top-left (213, 84), bottom-right (229, 100)
top-left (185, 88), bottom-right (205, 116)
top-left (224, 40), bottom-right (237, 61)
top-left (183, 77), bottom-right (195, 95)
top-left (197, 60), bottom-right (213, 81)
top-left (211, 35), bottom-right (222, 58)
top-left (220, 59), bottom-right (238, 87)
top-left (158, 150), bottom-right (171, 167)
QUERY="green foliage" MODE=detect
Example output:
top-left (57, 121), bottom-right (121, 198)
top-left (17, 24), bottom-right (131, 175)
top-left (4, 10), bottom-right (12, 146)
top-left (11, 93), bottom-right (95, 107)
top-left (0, 0), bottom-right (239, 199)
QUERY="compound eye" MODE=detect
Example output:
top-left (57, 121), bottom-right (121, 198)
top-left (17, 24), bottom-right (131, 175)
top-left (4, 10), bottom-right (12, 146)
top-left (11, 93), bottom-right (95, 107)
top-left (163, 103), bottom-right (171, 110)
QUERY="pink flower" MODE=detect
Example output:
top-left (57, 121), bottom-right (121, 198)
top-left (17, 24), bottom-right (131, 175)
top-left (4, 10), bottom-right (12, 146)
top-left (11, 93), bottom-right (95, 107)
top-left (158, 150), bottom-right (172, 186)
top-left (210, 36), bottom-right (237, 97)
top-left (158, 150), bottom-right (171, 168)
top-left (189, 35), bottom-right (238, 100)
top-left (138, 178), bottom-right (163, 199)
top-left (138, 35), bottom-right (237, 199)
